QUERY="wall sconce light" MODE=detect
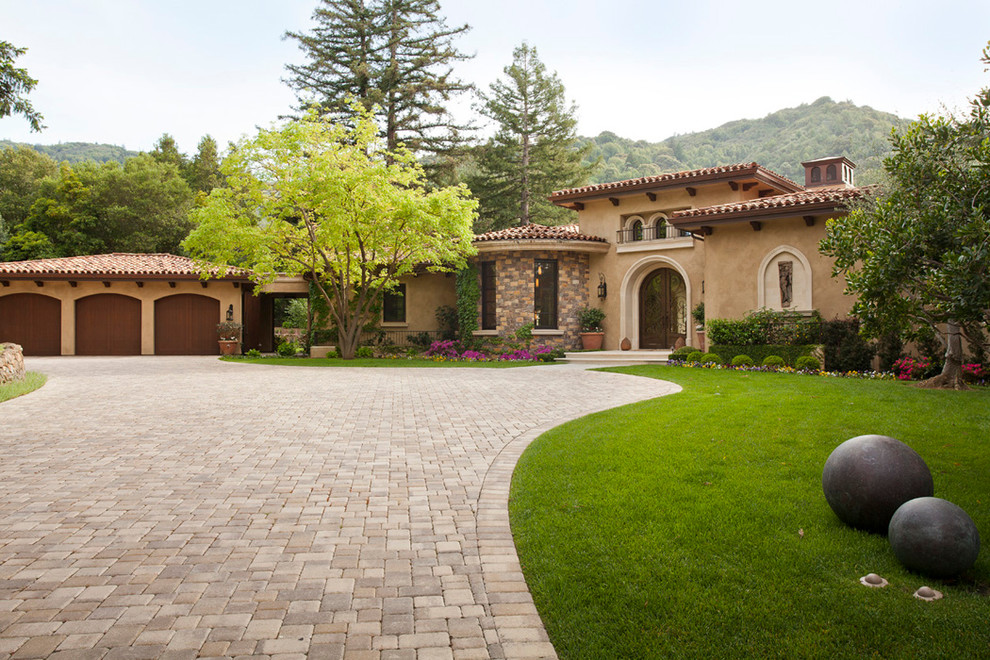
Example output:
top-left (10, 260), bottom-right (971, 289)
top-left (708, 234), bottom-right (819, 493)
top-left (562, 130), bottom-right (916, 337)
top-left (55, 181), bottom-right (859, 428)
top-left (597, 273), bottom-right (607, 300)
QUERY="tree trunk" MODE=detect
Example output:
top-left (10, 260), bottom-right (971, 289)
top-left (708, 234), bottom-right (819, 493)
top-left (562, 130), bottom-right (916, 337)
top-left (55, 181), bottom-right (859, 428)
top-left (919, 321), bottom-right (967, 389)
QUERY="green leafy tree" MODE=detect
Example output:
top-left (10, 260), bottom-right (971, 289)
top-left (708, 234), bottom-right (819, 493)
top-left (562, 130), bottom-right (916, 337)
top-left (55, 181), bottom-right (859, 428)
top-left (283, 0), bottom-right (472, 159)
top-left (183, 107), bottom-right (478, 359)
top-left (0, 146), bottom-right (58, 228)
top-left (469, 43), bottom-right (594, 231)
top-left (0, 41), bottom-right (44, 132)
top-left (820, 43), bottom-right (990, 389)
top-left (189, 135), bottom-right (224, 193)
top-left (150, 134), bottom-right (187, 171)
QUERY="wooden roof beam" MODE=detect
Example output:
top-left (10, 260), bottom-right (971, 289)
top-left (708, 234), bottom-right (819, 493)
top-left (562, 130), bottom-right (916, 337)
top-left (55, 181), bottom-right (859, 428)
top-left (646, 192), bottom-right (657, 202)
top-left (750, 221), bottom-right (762, 231)
top-left (728, 181), bottom-right (739, 191)
top-left (804, 215), bottom-right (816, 226)
top-left (685, 187), bottom-right (697, 197)
top-left (742, 182), bottom-right (758, 191)
top-left (573, 202), bottom-right (585, 211)
top-left (609, 197), bottom-right (620, 206)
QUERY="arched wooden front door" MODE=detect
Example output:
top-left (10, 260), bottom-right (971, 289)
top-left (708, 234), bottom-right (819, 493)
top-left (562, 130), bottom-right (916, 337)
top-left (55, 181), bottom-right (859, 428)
top-left (639, 268), bottom-right (687, 349)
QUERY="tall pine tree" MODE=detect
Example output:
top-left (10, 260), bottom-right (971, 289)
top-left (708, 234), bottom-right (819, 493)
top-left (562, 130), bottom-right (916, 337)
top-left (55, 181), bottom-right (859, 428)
top-left (283, 0), bottom-right (472, 158)
top-left (469, 43), bottom-right (594, 232)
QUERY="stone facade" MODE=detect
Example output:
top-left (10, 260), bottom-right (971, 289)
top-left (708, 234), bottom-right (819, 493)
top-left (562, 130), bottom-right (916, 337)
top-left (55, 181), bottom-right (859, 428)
top-left (474, 250), bottom-right (590, 350)
top-left (0, 343), bottom-right (25, 385)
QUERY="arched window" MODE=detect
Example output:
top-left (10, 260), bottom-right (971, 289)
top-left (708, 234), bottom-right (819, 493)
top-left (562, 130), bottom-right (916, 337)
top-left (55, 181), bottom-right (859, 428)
top-left (631, 219), bottom-right (643, 241)
top-left (826, 164), bottom-right (837, 181)
top-left (810, 166), bottom-right (821, 183)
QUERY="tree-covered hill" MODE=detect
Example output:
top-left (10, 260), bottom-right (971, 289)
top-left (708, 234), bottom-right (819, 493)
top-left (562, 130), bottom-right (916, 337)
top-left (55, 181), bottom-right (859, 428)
top-left (577, 97), bottom-right (910, 185)
top-left (0, 140), bottom-right (139, 164)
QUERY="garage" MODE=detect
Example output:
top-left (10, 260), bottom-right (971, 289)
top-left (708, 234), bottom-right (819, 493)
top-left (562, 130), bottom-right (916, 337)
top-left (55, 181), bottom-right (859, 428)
top-left (154, 294), bottom-right (220, 355)
top-left (75, 293), bottom-right (142, 355)
top-left (0, 293), bottom-right (62, 355)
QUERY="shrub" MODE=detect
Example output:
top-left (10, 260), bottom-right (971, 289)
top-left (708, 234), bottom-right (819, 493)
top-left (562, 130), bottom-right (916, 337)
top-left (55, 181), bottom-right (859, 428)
top-left (408, 331), bottom-right (434, 348)
top-left (701, 352), bottom-right (720, 364)
top-left (686, 351), bottom-right (704, 364)
top-left (276, 341), bottom-right (299, 357)
top-left (820, 319), bottom-right (874, 372)
top-left (708, 344), bottom-right (814, 366)
top-left (795, 355), bottom-right (821, 371)
top-left (762, 355), bottom-right (785, 368)
top-left (962, 363), bottom-right (985, 382)
top-left (892, 356), bottom-right (931, 380)
top-left (731, 354), bottom-right (754, 367)
top-left (707, 309), bottom-right (822, 346)
top-left (435, 305), bottom-right (459, 341)
top-left (578, 307), bottom-right (606, 332)
top-left (356, 346), bottom-right (374, 358)
top-left (670, 346), bottom-right (696, 359)
top-left (245, 348), bottom-right (261, 358)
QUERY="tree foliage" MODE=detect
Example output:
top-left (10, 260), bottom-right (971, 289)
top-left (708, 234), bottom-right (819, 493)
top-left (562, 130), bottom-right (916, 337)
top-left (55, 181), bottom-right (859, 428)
top-left (576, 97), bottom-right (908, 185)
top-left (0, 41), bottom-right (44, 132)
top-left (469, 43), bottom-right (594, 232)
top-left (820, 44), bottom-right (990, 388)
top-left (284, 0), bottom-right (472, 160)
top-left (183, 107), bottom-right (478, 359)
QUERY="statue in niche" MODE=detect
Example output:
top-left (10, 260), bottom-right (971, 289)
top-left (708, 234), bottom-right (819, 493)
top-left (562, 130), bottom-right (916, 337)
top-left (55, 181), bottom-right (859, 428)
top-left (226, 304), bottom-right (234, 321)
top-left (778, 261), bottom-right (793, 308)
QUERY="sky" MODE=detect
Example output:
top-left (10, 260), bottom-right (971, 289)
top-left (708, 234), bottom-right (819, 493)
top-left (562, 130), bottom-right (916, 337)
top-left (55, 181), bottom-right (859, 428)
top-left (2, 0), bottom-right (989, 154)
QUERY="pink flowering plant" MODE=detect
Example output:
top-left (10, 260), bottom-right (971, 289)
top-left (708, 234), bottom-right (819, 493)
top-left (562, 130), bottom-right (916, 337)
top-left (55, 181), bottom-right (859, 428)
top-left (892, 357), bottom-right (931, 380)
top-left (423, 340), bottom-right (562, 363)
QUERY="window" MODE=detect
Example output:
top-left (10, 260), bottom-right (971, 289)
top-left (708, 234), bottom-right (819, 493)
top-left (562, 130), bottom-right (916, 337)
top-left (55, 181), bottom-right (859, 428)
top-left (826, 164), bottom-right (837, 181)
top-left (481, 261), bottom-right (496, 330)
top-left (631, 219), bottom-right (644, 241)
top-left (810, 166), bottom-right (821, 183)
top-left (656, 218), bottom-right (667, 239)
top-left (534, 259), bottom-right (558, 329)
top-left (383, 283), bottom-right (406, 323)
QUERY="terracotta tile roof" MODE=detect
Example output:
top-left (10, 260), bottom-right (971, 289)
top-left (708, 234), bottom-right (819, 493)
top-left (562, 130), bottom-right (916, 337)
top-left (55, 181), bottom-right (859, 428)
top-left (473, 223), bottom-right (607, 243)
top-left (0, 253), bottom-right (251, 279)
top-left (671, 185), bottom-right (867, 223)
top-left (551, 162), bottom-right (802, 201)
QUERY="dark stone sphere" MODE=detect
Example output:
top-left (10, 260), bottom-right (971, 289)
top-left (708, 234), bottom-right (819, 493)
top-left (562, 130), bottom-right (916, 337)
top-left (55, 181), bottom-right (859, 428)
top-left (822, 435), bottom-right (933, 533)
top-left (889, 497), bottom-right (981, 577)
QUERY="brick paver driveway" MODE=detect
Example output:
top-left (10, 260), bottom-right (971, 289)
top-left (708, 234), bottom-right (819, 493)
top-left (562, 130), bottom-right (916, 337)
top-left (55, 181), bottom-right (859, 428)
top-left (0, 357), bottom-right (678, 660)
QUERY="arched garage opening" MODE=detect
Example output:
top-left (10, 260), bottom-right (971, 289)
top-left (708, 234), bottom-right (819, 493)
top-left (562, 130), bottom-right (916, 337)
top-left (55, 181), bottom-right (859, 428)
top-left (0, 293), bottom-right (62, 355)
top-left (75, 293), bottom-right (141, 355)
top-left (155, 294), bottom-right (220, 355)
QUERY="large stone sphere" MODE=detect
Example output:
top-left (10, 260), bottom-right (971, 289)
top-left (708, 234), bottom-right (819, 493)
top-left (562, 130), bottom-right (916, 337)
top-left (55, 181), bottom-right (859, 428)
top-left (822, 435), bottom-right (933, 532)
top-left (889, 497), bottom-right (981, 577)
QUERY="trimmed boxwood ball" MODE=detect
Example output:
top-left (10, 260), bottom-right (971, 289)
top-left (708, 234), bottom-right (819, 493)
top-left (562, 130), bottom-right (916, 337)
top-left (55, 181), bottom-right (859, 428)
top-left (731, 354), bottom-right (754, 367)
top-left (701, 352), bottom-right (720, 364)
top-left (822, 435), bottom-right (934, 533)
top-left (686, 351), bottom-right (704, 364)
top-left (795, 355), bottom-right (821, 371)
top-left (888, 497), bottom-right (980, 577)
top-left (762, 355), bottom-right (785, 368)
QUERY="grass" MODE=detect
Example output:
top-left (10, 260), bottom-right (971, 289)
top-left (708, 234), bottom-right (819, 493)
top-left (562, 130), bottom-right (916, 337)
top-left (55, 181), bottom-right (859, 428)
top-left (509, 366), bottom-right (990, 659)
top-left (220, 356), bottom-right (557, 368)
top-left (0, 372), bottom-right (47, 403)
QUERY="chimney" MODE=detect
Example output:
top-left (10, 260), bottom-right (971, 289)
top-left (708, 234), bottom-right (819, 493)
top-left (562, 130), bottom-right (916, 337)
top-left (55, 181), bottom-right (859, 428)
top-left (800, 156), bottom-right (855, 189)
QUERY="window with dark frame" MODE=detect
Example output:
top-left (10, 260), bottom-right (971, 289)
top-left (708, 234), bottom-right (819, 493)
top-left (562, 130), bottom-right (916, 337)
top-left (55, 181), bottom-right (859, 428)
top-left (383, 283), bottom-right (406, 323)
top-left (826, 164), bottom-right (837, 181)
top-left (533, 259), bottom-right (558, 329)
top-left (481, 261), bottom-right (496, 330)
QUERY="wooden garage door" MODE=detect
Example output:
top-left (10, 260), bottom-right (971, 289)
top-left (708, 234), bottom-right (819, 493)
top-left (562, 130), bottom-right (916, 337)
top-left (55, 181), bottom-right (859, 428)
top-left (75, 294), bottom-right (142, 355)
top-left (0, 293), bottom-right (62, 355)
top-left (154, 294), bottom-right (220, 355)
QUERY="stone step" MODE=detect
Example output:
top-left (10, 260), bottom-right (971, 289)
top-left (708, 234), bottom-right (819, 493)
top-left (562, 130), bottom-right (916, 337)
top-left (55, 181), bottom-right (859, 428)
top-left (561, 350), bottom-right (671, 364)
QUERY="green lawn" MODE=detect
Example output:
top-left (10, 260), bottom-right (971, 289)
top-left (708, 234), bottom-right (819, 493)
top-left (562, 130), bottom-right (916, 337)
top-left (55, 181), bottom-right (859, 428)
top-left (0, 372), bottom-right (47, 403)
top-left (220, 356), bottom-right (556, 368)
top-left (510, 366), bottom-right (989, 659)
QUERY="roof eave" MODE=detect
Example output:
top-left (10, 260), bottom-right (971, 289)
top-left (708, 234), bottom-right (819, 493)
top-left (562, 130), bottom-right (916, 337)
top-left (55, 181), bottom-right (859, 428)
top-left (473, 239), bottom-right (610, 253)
top-left (670, 201), bottom-right (851, 229)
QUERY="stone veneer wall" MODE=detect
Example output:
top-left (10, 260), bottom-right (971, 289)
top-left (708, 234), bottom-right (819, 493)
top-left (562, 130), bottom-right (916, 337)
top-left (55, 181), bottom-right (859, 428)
top-left (0, 343), bottom-right (26, 385)
top-left (475, 250), bottom-right (590, 350)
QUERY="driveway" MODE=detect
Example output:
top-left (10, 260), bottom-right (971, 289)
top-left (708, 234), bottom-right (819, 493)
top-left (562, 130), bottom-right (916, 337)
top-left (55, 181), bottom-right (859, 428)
top-left (0, 357), bottom-right (678, 659)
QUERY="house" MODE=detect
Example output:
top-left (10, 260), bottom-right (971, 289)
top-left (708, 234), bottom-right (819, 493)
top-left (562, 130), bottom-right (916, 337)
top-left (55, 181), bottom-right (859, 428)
top-left (0, 157), bottom-right (863, 356)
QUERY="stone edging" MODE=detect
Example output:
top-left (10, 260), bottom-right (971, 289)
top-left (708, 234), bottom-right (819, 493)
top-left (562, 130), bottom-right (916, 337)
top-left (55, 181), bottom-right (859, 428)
top-left (476, 375), bottom-right (681, 659)
top-left (0, 343), bottom-right (25, 385)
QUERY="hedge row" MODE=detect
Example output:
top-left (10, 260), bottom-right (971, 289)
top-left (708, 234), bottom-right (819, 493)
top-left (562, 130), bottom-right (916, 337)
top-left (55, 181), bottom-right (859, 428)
top-left (708, 344), bottom-right (818, 367)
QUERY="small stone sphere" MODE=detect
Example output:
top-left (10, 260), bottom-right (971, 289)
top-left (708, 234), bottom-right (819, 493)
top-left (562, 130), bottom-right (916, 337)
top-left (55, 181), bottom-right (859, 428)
top-left (822, 435), bottom-right (933, 532)
top-left (889, 497), bottom-right (981, 577)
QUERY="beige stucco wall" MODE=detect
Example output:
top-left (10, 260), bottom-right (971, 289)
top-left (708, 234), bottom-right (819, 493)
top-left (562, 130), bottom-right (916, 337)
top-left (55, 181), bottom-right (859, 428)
top-left (0, 279), bottom-right (243, 355)
top-left (380, 272), bottom-right (456, 332)
top-left (702, 215), bottom-right (854, 322)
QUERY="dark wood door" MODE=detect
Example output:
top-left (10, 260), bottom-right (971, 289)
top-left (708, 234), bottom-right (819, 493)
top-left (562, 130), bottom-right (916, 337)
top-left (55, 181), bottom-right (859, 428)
top-left (75, 294), bottom-right (141, 355)
top-left (639, 269), bottom-right (686, 349)
top-left (154, 294), bottom-right (220, 355)
top-left (0, 293), bottom-right (62, 355)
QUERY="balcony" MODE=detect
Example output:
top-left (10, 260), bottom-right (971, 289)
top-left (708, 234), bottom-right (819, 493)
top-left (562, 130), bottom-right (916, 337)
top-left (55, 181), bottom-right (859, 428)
top-left (615, 224), bottom-right (694, 252)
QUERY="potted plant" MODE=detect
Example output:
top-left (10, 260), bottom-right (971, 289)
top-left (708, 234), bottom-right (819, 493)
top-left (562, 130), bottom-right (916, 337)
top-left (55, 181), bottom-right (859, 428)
top-left (692, 302), bottom-right (705, 351)
top-left (217, 321), bottom-right (243, 356)
top-left (578, 307), bottom-right (606, 350)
